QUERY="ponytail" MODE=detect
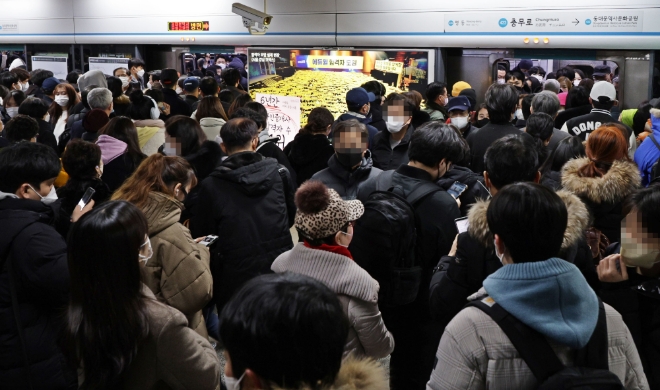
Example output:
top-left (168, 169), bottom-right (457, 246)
top-left (577, 125), bottom-right (628, 178)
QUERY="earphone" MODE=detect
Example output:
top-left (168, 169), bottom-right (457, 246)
top-left (144, 95), bottom-right (161, 120)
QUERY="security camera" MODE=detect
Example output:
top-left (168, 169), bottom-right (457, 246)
top-left (232, 3), bottom-right (273, 34)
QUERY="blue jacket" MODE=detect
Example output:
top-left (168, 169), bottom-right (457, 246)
top-left (634, 111), bottom-right (660, 186)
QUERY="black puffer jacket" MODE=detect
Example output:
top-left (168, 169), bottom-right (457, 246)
top-left (429, 190), bottom-right (599, 328)
top-left (190, 152), bottom-right (295, 311)
top-left (181, 140), bottom-right (223, 223)
top-left (311, 153), bottom-right (382, 200)
top-left (0, 193), bottom-right (77, 389)
top-left (436, 166), bottom-right (490, 216)
top-left (370, 124), bottom-right (414, 171)
top-left (284, 132), bottom-right (335, 187)
top-left (55, 178), bottom-right (111, 237)
top-left (541, 170), bottom-right (562, 191)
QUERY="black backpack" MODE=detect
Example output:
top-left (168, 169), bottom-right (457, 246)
top-left (350, 171), bottom-right (441, 307)
top-left (467, 297), bottom-right (624, 390)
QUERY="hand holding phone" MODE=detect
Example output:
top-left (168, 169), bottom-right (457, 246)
top-left (454, 217), bottom-right (469, 234)
top-left (596, 254), bottom-right (629, 283)
top-left (78, 187), bottom-right (96, 211)
top-left (199, 235), bottom-right (219, 247)
top-left (447, 181), bottom-right (468, 199)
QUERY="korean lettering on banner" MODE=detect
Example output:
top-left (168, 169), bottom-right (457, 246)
top-left (255, 93), bottom-right (301, 148)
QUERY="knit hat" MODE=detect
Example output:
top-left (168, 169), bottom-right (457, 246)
top-left (620, 109), bottom-right (637, 128)
top-left (83, 108), bottom-right (110, 133)
top-left (294, 181), bottom-right (364, 241)
top-left (452, 81), bottom-right (471, 97)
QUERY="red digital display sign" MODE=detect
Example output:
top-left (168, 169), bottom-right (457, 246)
top-left (168, 21), bottom-right (209, 31)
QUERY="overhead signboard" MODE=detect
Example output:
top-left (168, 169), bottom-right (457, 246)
top-left (31, 56), bottom-right (68, 79)
top-left (0, 22), bottom-right (19, 34)
top-left (88, 57), bottom-right (129, 75)
top-left (375, 60), bottom-right (404, 74)
top-left (168, 21), bottom-right (209, 31)
top-left (255, 93), bottom-right (300, 149)
top-left (444, 10), bottom-right (643, 33)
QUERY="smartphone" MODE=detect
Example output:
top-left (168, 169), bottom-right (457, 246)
top-left (199, 235), bottom-right (219, 247)
top-left (77, 187), bottom-right (96, 210)
top-left (157, 102), bottom-right (166, 112)
top-left (455, 217), bottom-right (469, 234)
top-left (447, 181), bottom-right (468, 199)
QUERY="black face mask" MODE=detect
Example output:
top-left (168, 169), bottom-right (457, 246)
top-left (475, 118), bottom-right (490, 128)
top-left (336, 151), bottom-right (363, 170)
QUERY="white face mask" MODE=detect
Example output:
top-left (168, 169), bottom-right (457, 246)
top-left (137, 69), bottom-right (145, 78)
top-left (28, 184), bottom-right (58, 205)
top-left (515, 109), bottom-right (524, 120)
top-left (573, 79), bottom-right (581, 87)
top-left (444, 97), bottom-right (449, 105)
top-left (620, 229), bottom-right (660, 269)
top-left (497, 78), bottom-right (506, 84)
top-left (450, 115), bottom-right (468, 129)
top-left (175, 87), bottom-right (183, 94)
top-left (139, 237), bottom-right (153, 265)
top-left (6, 107), bottom-right (19, 118)
top-left (218, 63), bottom-right (227, 70)
top-left (119, 76), bottom-right (130, 88)
top-left (224, 372), bottom-right (245, 390)
top-left (385, 116), bottom-right (407, 134)
top-left (494, 239), bottom-right (505, 264)
top-left (21, 82), bottom-right (29, 92)
top-left (147, 82), bottom-right (153, 89)
top-left (55, 95), bottom-right (69, 107)
top-left (532, 74), bottom-right (544, 82)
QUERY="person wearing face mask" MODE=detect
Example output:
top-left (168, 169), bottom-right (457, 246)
top-left (528, 66), bottom-right (546, 82)
top-left (447, 96), bottom-right (475, 138)
top-left (474, 103), bottom-right (490, 128)
top-left (333, 87), bottom-right (378, 148)
top-left (370, 93), bottom-right (416, 171)
top-left (597, 185), bottom-right (660, 389)
top-left (312, 120), bottom-right (382, 200)
top-left (113, 67), bottom-right (132, 92)
top-left (0, 142), bottom-right (93, 389)
top-left (159, 69), bottom-right (192, 118)
top-left (0, 71), bottom-right (22, 93)
top-left (423, 81), bottom-right (449, 121)
top-left (61, 200), bottom-right (220, 390)
top-left (506, 71), bottom-right (531, 94)
top-left (360, 80), bottom-right (387, 132)
top-left (466, 83), bottom-right (522, 174)
top-left (128, 58), bottom-right (146, 89)
top-left (10, 68), bottom-right (31, 94)
top-left (272, 180), bottom-right (395, 359)
top-left (127, 89), bottom-right (166, 155)
top-left (574, 69), bottom-right (585, 87)
top-left (496, 65), bottom-right (507, 85)
top-left (190, 118), bottom-right (296, 319)
top-left (112, 153), bottom-right (213, 338)
top-left (107, 75), bottom-right (130, 116)
top-left (428, 182), bottom-right (648, 390)
top-left (48, 82), bottom-right (80, 143)
top-left (1, 89), bottom-right (25, 125)
top-left (357, 123), bottom-right (464, 390)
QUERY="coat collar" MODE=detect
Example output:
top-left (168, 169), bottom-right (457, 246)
top-left (561, 157), bottom-right (641, 204)
top-left (271, 356), bottom-right (388, 390)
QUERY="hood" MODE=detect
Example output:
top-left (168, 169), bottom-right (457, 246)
top-left (142, 192), bottom-right (182, 236)
top-left (337, 112), bottom-right (372, 125)
top-left (561, 157), bottom-right (641, 204)
top-left (483, 258), bottom-right (599, 349)
top-left (96, 135), bottom-right (127, 164)
top-left (467, 190), bottom-right (590, 251)
top-left (210, 152), bottom-right (279, 195)
top-left (287, 133), bottom-right (332, 165)
top-left (199, 117), bottom-right (226, 129)
top-left (437, 165), bottom-right (480, 189)
top-left (227, 57), bottom-right (245, 70)
top-left (134, 119), bottom-right (165, 129)
top-left (271, 356), bottom-right (388, 390)
top-left (78, 69), bottom-right (108, 90)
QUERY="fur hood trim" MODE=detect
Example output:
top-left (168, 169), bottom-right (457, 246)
top-left (271, 357), bottom-right (388, 390)
top-left (467, 190), bottom-right (590, 250)
top-left (561, 157), bottom-right (641, 204)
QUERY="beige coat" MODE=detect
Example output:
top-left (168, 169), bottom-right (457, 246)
top-left (272, 243), bottom-right (395, 359)
top-left (141, 192), bottom-right (213, 338)
top-left (427, 300), bottom-right (649, 390)
top-left (121, 286), bottom-right (221, 390)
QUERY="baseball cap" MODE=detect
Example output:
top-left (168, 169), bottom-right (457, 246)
top-left (42, 77), bottom-right (61, 91)
top-left (590, 81), bottom-right (617, 101)
top-left (452, 81), bottom-right (471, 97)
top-left (446, 96), bottom-right (470, 112)
top-left (346, 87), bottom-right (376, 108)
top-left (183, 77), bottom-right (200, 92)
top-left (593, 65), bottom-right (611, 77)
top-left (160, 68), bottom-right (179, 86)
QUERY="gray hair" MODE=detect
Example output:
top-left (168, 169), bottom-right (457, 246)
top-left (87, 88), bottom-right (113, 109)
top-left (542, 79), bottom-right (560, 94)
top-left (531, 91), bottom-right (560, 117)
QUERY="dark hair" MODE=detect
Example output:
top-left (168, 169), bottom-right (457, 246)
top-left (484, 134), bottom-right (539, 189)
top-left (575, 69), bottom-right (586, 80)
top-left (565, 86), bottom-right (590, 110)
top-left (29, 69), bottom-right (54, 87)
top-left (165, 116), bottom-right (206, 156)
top-left (66, 71), bottom-right (80, 84)
top-left (199, 76), bottom-right (219, 97)
top-left (632, 104), bottom-right (652, 136)
top-left (227, 93), bottom-right (253, 118)
top-left (485, 83), bottom-right (519, 124)
top-left (61, 201), bottom-right (150, 389)
top-left (424, 81), bottom-right (447, 106)
top-left (545, 72), bottom-right (557, 80)
top-left (106, 76), bottom-right (123, 99)
top-left (556, 67), bottom-right (575, 81)
top-left (230, 107), bottom-right (266, 130)
top-left (526, 112), bottom-right (555, 142)
top-left (521, 94), bottom-right (535, 120)
top-left (579, 125), bottom-right (629, 178)
top-left (384, 93), bottom-right (416, 117)
top-left (303, 107), bottom-right (334, 134)
top-left (144, 88), bottom-right (164, 103)
top-left (127, 90), bottom-right (156, 120)
top-left (98, 117), bottom-right (146, 168)
top-left (128, 58), bottom-right (145, 71)
top-left (544, 135), bottom-right (586, 172)
top-left (220, 273), bottom-right (349, 388)
top-left (18, 96), bottom-right (49, 119)
top-left (631, 185), bottom-right (660, 236)
top-left (196, 96), bottom-right (228, 121)
top-left (506, 71), bottom-right (526, 83)
top-left (220, 117), bottom-right (259, 152)
top-left (0, 142), bottom-right (60, 192)
top-left (487, 182), bottom-right (567, 262)
top-left (0, 85), bottom-right (9, 101)
top-left (0, 71), bottom-right (19, 89)
top-left (592, 98), bottom-right (615, 111)
top-left (333, 119), bottom-right (368, 145)
top-left (48, 84), bottom-right (79, 124)
top-left (61, 140), bottom-right (102, 180)
top-left (360, 80), bottom-right (386, 99)
top-left (219, 89), bottom-right (234, 104)
top-left (244, 101), bottom-right (268, 124)
top-left (402, 91), bottom-right (423, 109)
top-left (4, 114), bottom-right (39, 143)
top-left (579, 78), bottom-right (594, 92)
top-left (408, 122), bottom-right (467, 167)
top-left (11, 68), bottom-right (30, 82)
top-left (222, 67), bottom-right (241, 88)
top-left (529, 66), bottom-right (546, 76)
top-left (4, 90), bottom-right (25, 108)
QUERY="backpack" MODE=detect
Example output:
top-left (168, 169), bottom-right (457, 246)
top-left (349, 170), bottom-right (441, 306)
top-left (467, 297), bottom-right (624, 390)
